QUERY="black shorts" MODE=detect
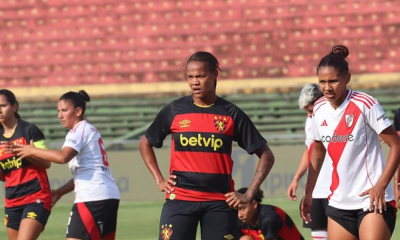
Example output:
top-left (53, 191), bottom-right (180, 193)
top-left (66, 199), bottom-right (119, 240)
top-left (326, 201), bottom-right (397, 238)
top-left (302, 198), bottom-right (328, 230)
top-left (159, 200), bottom-right (238, 240)
top-left (5, 202), bottom-right (50, 230)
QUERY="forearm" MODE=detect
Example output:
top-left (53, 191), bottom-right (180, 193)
top-left (31, 148), bottom-right (71, 164)
top-left (292, 147), bottom-right (309, 182)
top-left (376, 144), bottom-right (400, 188)
top-left (305, 141), bottom-right (325, 195)
top-left (246, 144), bottom-right (275, 199)
top-left (139, 135), bottom-right (165, 185)
top-left (26, 156), bottom-right (51, 168)
top-left (55, 178), bottom-right (74, 197)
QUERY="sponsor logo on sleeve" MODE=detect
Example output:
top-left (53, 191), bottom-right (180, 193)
top-left (377, 114), bottom-right (388, 121)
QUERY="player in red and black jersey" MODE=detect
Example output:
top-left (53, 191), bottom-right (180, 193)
top-left (237, 188), bottom-right (304, 240)
top-left (139, 51), bottom-right (275, 240)
top-left (0, 89), bottom-right (52, 240)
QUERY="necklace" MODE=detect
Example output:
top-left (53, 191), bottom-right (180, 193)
top-left (249, 221), bottom-right (258, 227)
top-left (3, 122), bottom-right (17, 138)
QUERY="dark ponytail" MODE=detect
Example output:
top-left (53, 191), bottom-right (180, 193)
top-left (317, 45), bottom-right (350, 76)
top-left (59, 90), bottom-right (90, 115)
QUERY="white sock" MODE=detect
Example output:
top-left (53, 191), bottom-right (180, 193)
top-left (311, 230), bottom-right (328, 240)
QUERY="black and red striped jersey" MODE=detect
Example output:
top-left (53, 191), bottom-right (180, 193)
top-left (145, 96), bottom-right (267, 201)
top-left (0, 119), bottom-right (52, 210)
top-left (239, 205), bottom-right (304, 240)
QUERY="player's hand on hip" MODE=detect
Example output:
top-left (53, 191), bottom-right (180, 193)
top-left (287, 180), bottom-right (299, 201)
top-left (225, 192), bottom-right (250, 209)
top-left (395, 183), bottom-right (400, 209)
top-left (157, 175), bottom-right (176, 194)
top-left (359, 185), bottom-right (386, 213)
top-left (300, 194), bottom-right (312, 223)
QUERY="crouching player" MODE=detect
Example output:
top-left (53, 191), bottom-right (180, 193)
top-left (236, 188), bottom-right (304, 240)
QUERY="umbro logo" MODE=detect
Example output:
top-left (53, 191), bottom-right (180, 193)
top-left (321, 120), bottom-right (328, 126)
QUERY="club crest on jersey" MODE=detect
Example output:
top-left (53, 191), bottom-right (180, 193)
top-left (345, 114), bottom-right (354, 128)
top-left (161, 224), bottom-right (173, 240)
top-left (214, 116), bottom-right (227, 132)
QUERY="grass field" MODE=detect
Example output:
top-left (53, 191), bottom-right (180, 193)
top-left (1, 199), bottom-right (399, 239)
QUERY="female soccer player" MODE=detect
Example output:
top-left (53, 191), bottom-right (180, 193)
top-left (300, 45), bottom-right (400, 240)
top-left (139, 51), bottom-right (275, 240)
top-left (0, 89), bottom-right (52, 240)
top-left (237, 187), bottom-right (304, 240)
top-left (287, 83), bottom-right (330, 240)
top-left (13, 90), bottom-right (120, 240)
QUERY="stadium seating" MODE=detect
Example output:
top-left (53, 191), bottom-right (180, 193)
top-left (17, 86), bottom-right (400, 148)
top-left (0, 0), bottom-right (399, 86)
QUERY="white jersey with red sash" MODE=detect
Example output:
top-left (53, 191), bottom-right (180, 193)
top-left (304, 117), bottom-right (332, 198)
top-left (63, 120), bottom-right (120, 203)
top-left (311, 90), bottom-right (394, 210)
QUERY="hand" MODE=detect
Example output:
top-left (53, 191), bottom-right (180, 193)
top-left (225, 191), bottom-right (251, 209)
top-left (11, 140), bottom-right (36, 159)
top-left (300, 194), bottom-right (312, 223)
top-left (393, 183), bottom-right (400, 209)
top-left (157, 175), bottom-right (176, 194)
top-left (0, 141), bottom-right (13, 154)
top-left (287, 180), bottom-right (299, 201)
top-left (51, 189), bottom-right (62, 207)
top-left (359, 185), bottom-right (386, 213)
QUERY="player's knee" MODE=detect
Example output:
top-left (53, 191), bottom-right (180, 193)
top-left (240, 235), bottom-right (255, 240)
top-left (311, 229), bottom-right (328, 240)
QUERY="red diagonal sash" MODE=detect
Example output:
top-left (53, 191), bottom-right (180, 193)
top-left (327, 101), bottom-right (361, 199)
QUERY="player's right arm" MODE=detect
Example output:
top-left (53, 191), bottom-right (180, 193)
top-left (287, 146), bottom-right (308, 201)
top-left (139, 135), bottom-right (175, 193)
top-left (301, 140), bottom-right (325, 222)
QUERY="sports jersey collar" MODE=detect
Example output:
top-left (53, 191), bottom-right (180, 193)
top-left (192, 96), bottom-right (219, 108)
top-left (328, 90), bottom-right (351, 111)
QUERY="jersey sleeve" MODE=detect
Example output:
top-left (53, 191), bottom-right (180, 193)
top-left (311, 116), bottom-right (321, 141)
top-left (62, 127), bottom-right (84, 153)
top-left (27, 123), bottom-right (45, 142)
top-left (366, 102), bottom-right (392, 134)
top-left (145, 102), bottom-right (175, 148)
top-left (260, 213), bottom-right (283, 239)
top-left (394, 108), bottom-right (400, 131)
top-left (26, 123), bottom-right (48, 149)
top-left (232, 108), bottom-right (267, 154)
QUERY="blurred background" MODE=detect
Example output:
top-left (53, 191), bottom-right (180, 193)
top-left (0, 0), bottom-right (400, 239)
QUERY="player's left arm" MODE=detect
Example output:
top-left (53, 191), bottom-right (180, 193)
top-left (225, 144), bottom-right (274, 208)
top-left (360, 103), bottom-right (400, 212)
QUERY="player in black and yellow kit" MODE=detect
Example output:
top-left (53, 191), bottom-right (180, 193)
top-left (139, 51), bottom-right (275, 240)
top-left (237, 188), bottom-right (304, 240)
top-left (0, 89), bottom-right (52, 240)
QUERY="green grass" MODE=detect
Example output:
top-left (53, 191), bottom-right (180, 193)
top-left (1, 199), bottom-right (399, 239)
